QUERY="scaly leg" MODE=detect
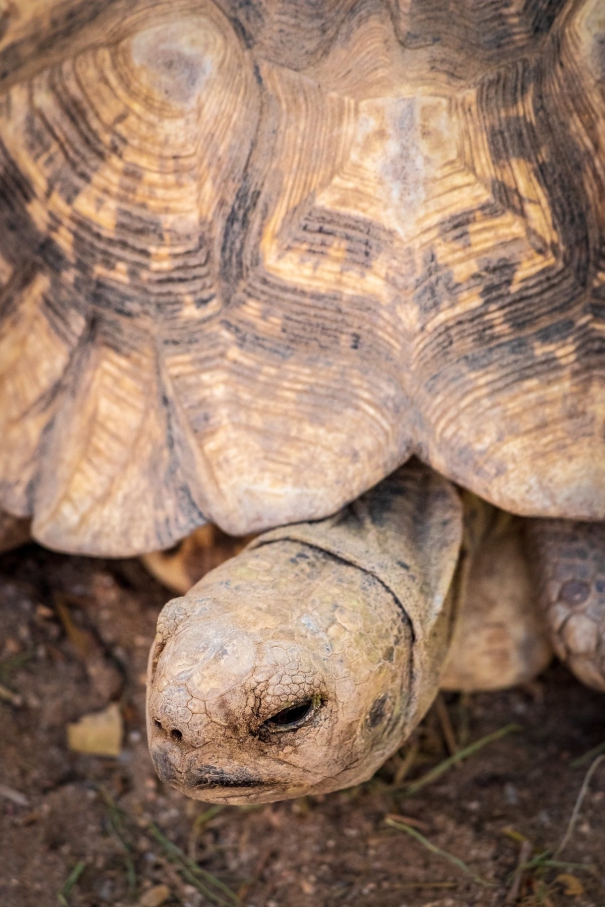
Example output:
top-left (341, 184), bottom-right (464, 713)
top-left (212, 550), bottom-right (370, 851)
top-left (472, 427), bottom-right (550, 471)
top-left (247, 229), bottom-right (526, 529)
top-left (526, 520), bottom-right (605, 692)
top-left (441, 499), bottom-right (552, 692)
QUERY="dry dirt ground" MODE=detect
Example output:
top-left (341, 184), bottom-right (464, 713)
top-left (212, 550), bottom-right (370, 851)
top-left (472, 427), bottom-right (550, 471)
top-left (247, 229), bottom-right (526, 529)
top-left (0, 542), bottom-right (604, 907)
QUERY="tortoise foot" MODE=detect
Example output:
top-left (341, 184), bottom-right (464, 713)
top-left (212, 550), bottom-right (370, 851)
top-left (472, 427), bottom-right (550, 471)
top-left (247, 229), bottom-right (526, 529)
top-left (441, 505), bottom-right (552, 692)
top-left (528, 520), bottom-right (605, 691)
top-left (142, 525), bottom-right (254, 593)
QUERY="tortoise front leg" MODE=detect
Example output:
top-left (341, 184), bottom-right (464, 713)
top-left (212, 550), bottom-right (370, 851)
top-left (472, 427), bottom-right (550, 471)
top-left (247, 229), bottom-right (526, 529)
top-left (441, 506), bottom-right (552, 693)
top-left (527, 520), bottom-right (605, 692)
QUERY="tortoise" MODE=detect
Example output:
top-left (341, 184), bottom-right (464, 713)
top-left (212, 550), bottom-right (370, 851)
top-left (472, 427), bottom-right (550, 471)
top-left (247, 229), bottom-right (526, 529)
top-left (0, 0), bottom-right (604, 801)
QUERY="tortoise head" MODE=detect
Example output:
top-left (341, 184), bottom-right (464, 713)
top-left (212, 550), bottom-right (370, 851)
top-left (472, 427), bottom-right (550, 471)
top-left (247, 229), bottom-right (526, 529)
top-left (146, 463), bottom-right (462, 803)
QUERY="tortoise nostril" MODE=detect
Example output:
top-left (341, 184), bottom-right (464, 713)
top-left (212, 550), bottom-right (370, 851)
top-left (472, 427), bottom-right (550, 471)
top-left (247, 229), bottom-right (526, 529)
top-left (152, 720), bottom-right (183, 742)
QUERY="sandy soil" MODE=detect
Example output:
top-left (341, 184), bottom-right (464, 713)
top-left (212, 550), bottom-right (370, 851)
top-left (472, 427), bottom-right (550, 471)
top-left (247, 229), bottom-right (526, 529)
top-left (1, 542), bottom-right (604, 907)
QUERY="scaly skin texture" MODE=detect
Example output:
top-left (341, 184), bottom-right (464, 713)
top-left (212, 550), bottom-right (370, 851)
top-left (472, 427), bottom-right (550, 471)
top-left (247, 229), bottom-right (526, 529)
top-left (148, 542), bottom-right (415, 802)
top-left (149, 462), bottom-right (605, 803)
top-left (528, 520), bottom-right (605, 692)
top-left (147, 463), bottom-right (463, 803)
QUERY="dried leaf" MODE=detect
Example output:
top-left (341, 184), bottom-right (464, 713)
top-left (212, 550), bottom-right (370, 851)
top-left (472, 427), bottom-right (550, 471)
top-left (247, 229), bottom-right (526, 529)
top-left (502, 827), bottom-right (529, 844)
top-left (54, 595), bottom-right (95, 659)
top-left (67, 702), bottom-right (123, 757)
top-left (139, 884), bottom-right (171, 907)
top-left (556, 873), bottom-right (584, 897)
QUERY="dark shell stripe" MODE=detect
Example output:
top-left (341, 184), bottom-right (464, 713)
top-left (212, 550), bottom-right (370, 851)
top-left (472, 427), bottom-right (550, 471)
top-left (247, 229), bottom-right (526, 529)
top-left (0, 0), bottom-right (603, 554)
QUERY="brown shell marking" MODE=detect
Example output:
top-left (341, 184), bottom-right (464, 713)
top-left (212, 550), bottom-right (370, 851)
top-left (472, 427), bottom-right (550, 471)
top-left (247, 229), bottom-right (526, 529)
top-left (0, 0), bottom-right (604, 555)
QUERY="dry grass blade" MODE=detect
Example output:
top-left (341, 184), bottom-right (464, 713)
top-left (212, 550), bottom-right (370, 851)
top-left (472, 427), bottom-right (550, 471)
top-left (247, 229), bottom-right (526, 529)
top-left (556, 754), bottom-right (605, 857)
top-left (505, 838), bottom-right (533, 904)
top-left (401, 723), bottom-right (521, 798)
top-left (385, 819), bottom-right (496, 888)
top-left (192, 805), bottom-right (224, 828)
top-left (515, 854), bottom-right (595, 877)
top-left (505, 842), bottom-right (598, 890)
top-left (57, 861), bottom-right (85, 907)
top-left (384, 813), bottom-right (429, 831)
top-left (435, 693), bottom-right (458, 755)
top-left (0, 650), bottom-right (32, 681)
top-left (0, 682), bottom-right (22, 706)
top-left (570, 741), bottom-right (605, 768)
top-left (391, 881), bottom-right (457, 890)
top-left (0, 650), bottom-right (31, 707)
top-left (98, 788), bottom-right (137, 896)
top-left (189, 805), bottom-right (225, 861)
top-left (148, 821), bottom-right (240, 907)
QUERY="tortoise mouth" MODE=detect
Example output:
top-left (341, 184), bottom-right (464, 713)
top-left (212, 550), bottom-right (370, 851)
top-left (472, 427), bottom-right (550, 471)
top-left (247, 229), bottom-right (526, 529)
top-left (193, 770), bottom-right (271, 790)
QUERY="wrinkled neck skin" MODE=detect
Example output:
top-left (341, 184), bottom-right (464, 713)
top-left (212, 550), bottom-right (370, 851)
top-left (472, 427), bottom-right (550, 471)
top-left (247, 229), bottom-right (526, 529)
top-left (147, 463), bottom-right (463, 804)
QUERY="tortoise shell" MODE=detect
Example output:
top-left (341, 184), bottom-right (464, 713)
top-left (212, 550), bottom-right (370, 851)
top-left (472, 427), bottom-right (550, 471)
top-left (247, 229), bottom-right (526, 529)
top-left (0, 0), bottom-right (604, 555)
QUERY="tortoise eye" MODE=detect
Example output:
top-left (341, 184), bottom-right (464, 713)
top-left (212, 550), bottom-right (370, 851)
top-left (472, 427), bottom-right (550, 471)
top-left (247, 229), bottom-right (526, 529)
top-left (264, 700), bottom-right (315, 730)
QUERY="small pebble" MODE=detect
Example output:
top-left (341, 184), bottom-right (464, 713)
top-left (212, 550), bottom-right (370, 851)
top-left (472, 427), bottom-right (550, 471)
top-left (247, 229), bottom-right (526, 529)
top-left (504, 783), bottom-right (519, 806)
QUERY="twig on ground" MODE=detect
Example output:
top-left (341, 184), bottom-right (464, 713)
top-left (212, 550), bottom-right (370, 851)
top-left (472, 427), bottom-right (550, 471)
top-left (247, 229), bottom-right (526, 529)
top-left (556, 754), bottom-right (605, 857)
top-left (457, 692), bottom-right (471, 747)
top-left (0, 682), bottom-right (23, 706)
top-left (435, 694), bottom-right (458, 756)
top-left (385, 818), bottom-right (496, 888)
top-left (391, 881), bottom-right (457, 890)
top-left (237, 845), bottom-right (275, 902)
top-left (0, 782), bottom-right (28, 806)
top-left (401, 723), bottom-right (521, 798)
top-left (505, 838), bottom-right (533, 904)
top-left (57, 861), bottom-right (85, 907)
top-left (393, 741), bottom-right (420, 788)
